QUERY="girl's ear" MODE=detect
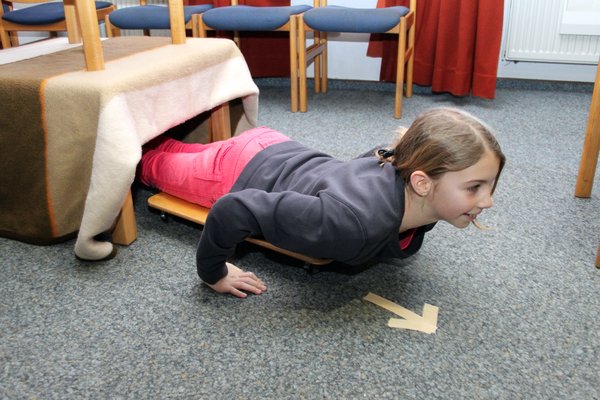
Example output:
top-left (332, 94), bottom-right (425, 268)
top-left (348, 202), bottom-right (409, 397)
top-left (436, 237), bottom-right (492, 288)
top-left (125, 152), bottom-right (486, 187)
top-left (409, 171), bottom-right (432, 197)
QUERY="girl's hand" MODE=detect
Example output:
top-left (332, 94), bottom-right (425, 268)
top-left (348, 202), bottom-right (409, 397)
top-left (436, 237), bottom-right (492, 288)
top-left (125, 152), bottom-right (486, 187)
top-left (206, 262), bottom-right (267, 299)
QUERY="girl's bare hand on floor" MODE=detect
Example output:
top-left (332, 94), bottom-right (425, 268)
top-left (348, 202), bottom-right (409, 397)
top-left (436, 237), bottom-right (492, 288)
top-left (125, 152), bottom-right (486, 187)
top-left (206, 262), bottom-right (267, 298)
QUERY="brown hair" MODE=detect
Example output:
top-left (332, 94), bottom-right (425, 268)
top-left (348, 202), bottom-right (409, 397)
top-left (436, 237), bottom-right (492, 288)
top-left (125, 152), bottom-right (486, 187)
top-left (378, 107), bottom-right (505, 193)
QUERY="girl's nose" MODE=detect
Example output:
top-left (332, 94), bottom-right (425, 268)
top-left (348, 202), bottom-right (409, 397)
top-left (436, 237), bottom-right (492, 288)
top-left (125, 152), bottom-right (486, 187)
top-left (478, 193), bottom-right (494, 209)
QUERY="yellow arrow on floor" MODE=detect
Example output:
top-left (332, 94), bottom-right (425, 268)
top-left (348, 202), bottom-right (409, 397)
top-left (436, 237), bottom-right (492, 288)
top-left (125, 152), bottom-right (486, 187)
top-left (363, 292), bottom-right (439, 334)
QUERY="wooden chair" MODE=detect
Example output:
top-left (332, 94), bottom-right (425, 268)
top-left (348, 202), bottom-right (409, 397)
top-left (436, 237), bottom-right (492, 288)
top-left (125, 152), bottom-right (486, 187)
top-left (197, 0), bottom-right (317, 112)
top-left (105, 0), bottom-right (212, 38)
top-left (103, 0), bottom-right (233, 246)
top-left (76, 0), bottom-right (248, 256)
top-left (32, 0), bottom-right (197, 249)
top-left (574, 57), bottom-right (600, 268)
top-left (0, 0), bottom-right (115, 48)
top-left (297, 0), bottom-right (416, 119)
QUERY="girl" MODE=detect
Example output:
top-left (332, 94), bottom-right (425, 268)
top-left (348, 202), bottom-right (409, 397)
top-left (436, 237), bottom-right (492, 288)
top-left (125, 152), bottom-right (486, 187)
top-left (139, 108), bottom-right (505, 299)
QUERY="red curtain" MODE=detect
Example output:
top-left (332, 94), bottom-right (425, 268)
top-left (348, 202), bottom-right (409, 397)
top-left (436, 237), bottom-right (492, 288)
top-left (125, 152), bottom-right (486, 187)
top-left (368, 0), bottom-right (504, 99)
top-left (187, 0), bottom-right (291, 77)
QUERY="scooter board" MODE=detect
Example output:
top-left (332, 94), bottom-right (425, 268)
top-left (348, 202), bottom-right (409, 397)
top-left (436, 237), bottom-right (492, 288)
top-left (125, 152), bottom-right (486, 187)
top-left (148, 192), bottom-right (333, 266)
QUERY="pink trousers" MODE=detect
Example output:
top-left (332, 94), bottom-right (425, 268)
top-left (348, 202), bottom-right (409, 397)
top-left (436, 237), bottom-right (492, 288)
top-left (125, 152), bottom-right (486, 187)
top-left (139, 127), bottom-right (291, 207)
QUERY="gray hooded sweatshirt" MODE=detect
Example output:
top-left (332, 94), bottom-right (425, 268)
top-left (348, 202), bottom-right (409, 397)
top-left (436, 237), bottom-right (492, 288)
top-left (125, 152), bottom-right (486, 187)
top-left (196, 141), bottom-right (435, 284)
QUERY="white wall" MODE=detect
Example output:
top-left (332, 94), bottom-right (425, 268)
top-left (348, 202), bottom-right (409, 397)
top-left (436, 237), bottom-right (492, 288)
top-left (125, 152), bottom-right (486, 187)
top-left (292, 0), bottom-right (382, 80)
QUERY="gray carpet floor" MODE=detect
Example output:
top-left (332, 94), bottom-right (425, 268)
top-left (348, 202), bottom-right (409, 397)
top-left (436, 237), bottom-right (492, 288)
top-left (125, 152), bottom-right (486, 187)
top-left (1, 78), bottom-right (599, 399)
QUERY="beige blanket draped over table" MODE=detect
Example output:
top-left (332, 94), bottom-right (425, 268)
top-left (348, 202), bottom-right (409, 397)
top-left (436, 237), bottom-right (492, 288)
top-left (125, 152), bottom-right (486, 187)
top-left (0, 36), bottom-right (259, 260)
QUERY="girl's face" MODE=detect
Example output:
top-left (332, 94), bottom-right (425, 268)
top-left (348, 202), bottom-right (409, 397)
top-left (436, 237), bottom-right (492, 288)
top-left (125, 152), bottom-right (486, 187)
top-left (429, 151), bottom-right (501, 229)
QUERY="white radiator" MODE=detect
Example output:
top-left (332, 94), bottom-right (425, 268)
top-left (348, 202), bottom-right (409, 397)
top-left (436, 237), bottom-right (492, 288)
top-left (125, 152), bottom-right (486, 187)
top-left (115, 0), bottom-right (165, 7)
top-left (504, 0), bottom-right (600, 64)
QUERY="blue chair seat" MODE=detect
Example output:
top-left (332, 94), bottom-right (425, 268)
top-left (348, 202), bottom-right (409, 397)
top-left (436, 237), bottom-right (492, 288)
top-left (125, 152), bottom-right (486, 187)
top-left (109, 4), bottom-right (212, 30)
top-left (303, 6), bottom-right (410, 33)
top-left (2, 1), bottom-right (114, 25)
top-left (202, 5), bottom-right (312, 31)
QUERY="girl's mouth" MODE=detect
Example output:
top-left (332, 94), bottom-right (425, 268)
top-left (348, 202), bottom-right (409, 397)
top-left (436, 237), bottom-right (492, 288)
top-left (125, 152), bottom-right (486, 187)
top-left (464, 213), bottom-right (478, 221)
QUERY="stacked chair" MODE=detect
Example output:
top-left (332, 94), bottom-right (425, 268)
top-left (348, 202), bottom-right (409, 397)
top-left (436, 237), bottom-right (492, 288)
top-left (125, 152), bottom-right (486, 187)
top-left (196, 0), bottom-right (417, 118)
top-left (297, 0), bottom-right (416, 119)
top-left (197, 0), bottom-right (316, 112)
top-left (105, 0), bottom-right (213, 38)
top-left (0, 0), bottom-right (115, 48)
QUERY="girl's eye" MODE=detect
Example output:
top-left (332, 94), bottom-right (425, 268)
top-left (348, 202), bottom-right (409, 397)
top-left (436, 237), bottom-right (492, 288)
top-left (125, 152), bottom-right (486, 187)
top-left (467, 185), bottom-right (480, 193)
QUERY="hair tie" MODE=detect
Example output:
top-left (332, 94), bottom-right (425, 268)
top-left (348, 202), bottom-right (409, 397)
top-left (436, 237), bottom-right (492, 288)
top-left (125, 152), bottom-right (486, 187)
top-left (377, 149), bottom-right (395, 158)
top-left (377, 148), bottom-right (394, 167)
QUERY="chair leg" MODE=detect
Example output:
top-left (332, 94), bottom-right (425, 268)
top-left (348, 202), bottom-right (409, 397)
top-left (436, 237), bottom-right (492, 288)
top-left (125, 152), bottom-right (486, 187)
top-left (406, 47), bottom-right (414, 98)
top-left (9, 31), bottom-right (18, 46)
top-left (112, 190), bottom-right (137, 245)
top-left (575, 59), bottom-right (600, 198)
top-left (312, 31), bottom-right (328, 94)
top-left (405, 13), bottom-right (416, 98)
top-left (191, 14), bottom-right (199, 37)
top-left (314, 31), bottom-right (321, 94)
top-left (105, 16), bottom-right (120, 37)
top-left (289, 15), bottom-right (299, 112)
top-left (75, 0), bottom-right (105, 71)
top-left (64, 0), bottom-right (82, 43)
top-left (0, 24), bottom-right (11, 48)
top-left (197, 15), bottom-right (208, 38)
top-left (394, 19), bottom-right (407, 119)
top-left (321, 31), bottom-right (327, 93)
top-left (210, 102), bottom-right (232, 141)
top-left (298, 16), bottom-right (308, 113)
